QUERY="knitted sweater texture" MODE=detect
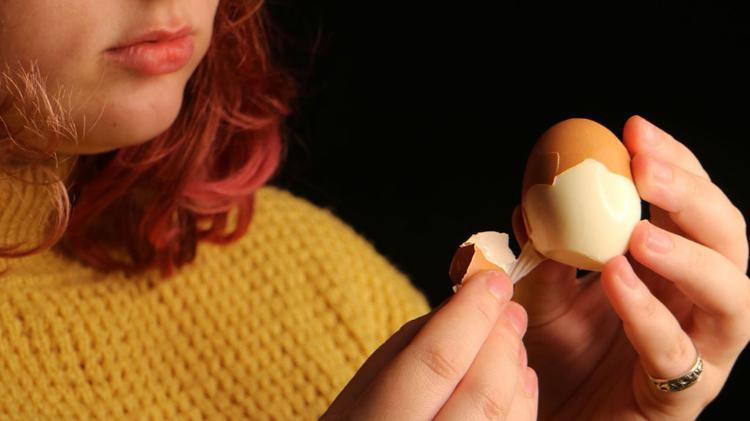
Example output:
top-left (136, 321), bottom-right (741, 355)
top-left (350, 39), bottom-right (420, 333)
top-left (0, 166), bottom-right (430, 419)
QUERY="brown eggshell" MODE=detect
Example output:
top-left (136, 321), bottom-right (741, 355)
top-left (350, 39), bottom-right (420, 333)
top-left (521, 118), bottom-right (633, 199)
top-left (448, 244), bottom-right (507, 286)
top-left (448, 231), bottom-right (517, 288)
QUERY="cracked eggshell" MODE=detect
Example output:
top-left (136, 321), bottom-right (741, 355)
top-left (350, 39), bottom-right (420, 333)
top-left (448, 231), bottom-right (516, 286)
top-left (521, 118), bottom-right (642, 271)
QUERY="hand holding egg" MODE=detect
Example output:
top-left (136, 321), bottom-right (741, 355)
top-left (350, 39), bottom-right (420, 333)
top-left (505, 116), bottom-right (749, 420)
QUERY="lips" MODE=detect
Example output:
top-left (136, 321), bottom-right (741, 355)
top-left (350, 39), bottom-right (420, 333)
top-left (111, 26), bottom-right (193, 50)
top-left (106, 26), bottom-right (195, 76)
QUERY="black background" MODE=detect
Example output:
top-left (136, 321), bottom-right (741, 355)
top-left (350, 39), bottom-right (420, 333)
top-left (267, 1), bottom-right (748, 418)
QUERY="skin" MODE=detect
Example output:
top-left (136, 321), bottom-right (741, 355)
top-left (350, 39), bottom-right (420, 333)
top-left (322, 270), bottom-right (538, 420)
top-left (0, 0), bottom-right (220, 155)
top-left (512, 115), bottom-right (750, 420)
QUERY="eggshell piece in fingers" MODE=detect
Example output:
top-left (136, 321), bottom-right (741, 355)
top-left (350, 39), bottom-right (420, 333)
top-left (448, 231), bottom-right (516, 286)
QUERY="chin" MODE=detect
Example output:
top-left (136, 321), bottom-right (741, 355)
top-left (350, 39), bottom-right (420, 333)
top-left (58, 84), bottom-right (185, 156)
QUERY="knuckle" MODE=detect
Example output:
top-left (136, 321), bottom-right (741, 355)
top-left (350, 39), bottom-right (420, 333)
top-left (488, 316), bottom-right (521, 348)
top-left (641, 295), bottom-right (660, 320)
top-left (729, 205), bottom-right (748, 241)
top-left (417, 343), bottom-right (463, 383)
top-left (683, 169), bottom-right (699, 198)
top-left (713, 283), bottom-right (750, 325)
top-left (732, 204), bottom-right (747, 233)
top-left (664, 336), bottom-right (693, 366)
top-left (685, 245), bottom-right (706, 280)
top-left (738, 294), bottom-right (750, 336)
top-left (472, 387), bottom-right (510, 420)
top-left (495, 324), bottom-right (523, 365)
top-left (724, 287), bottom-right (748, 320)
top-left (475, 297), bottom-right (498, 331)
top-left (676, 176), bottom-right (697, 212)
top-left (727, 313), bottom-right (750, 345)
top-left (702, 387), bottom-right (722, 411)
top-left (733, 207), bottom-right (749, 268)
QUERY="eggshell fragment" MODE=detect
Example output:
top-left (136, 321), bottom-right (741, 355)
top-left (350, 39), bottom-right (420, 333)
top-left (448, 231), bottom-right (516, 287)
top-left (521, 118), bottom-right (634, 197)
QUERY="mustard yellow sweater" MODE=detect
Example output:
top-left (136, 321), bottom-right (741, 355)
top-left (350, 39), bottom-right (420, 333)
top-left (0, 166), bottom-right (431, 419)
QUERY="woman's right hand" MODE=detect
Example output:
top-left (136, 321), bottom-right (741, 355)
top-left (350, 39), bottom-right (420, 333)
top-left (321, 270), bottom-right (537, 420)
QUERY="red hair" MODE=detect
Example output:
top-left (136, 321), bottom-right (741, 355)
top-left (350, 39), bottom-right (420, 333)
top-left (0, 0), bottom-right (296, 278)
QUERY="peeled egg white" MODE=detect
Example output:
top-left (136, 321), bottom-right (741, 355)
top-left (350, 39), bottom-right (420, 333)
top-left (521, 118), bottom-right (642, 271)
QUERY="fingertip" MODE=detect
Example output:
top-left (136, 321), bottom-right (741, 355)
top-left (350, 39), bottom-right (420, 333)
top-left (628, 154), bottom-right (655, 208)
top-left (624, 114), bottom-right (644, 133)
top-left (504, 301), bottom-right (529, 337)
top-left (467, 270), bottom-right (513, 303)
top-left (621, 114), bottom-right (642, 152)
top-left (602, 253), bottom-right (628, 275)
top-left (601, 254), bottom-right (644, 304)
top-left (628, 219), bottom-right (651, 255)
top-left (600, 254), bottom-right (626, 288)
top-left (506, 300), bottom-right (528, 322)
top-left (629, 151), bottom-right (648, 180)
top-left (601, 258), bottom-right (649, 333)
top-left (630, 154), bottom-right (675, 208)
top-left (623, 114), bottom-right (662, 156)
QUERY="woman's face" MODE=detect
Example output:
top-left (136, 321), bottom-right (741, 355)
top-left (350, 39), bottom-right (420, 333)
top-left (0, 0), bottom-right (220, 155)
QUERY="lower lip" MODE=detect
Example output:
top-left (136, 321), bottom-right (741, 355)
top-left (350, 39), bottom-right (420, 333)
top-left (106, 35), bottom-right (194, 75)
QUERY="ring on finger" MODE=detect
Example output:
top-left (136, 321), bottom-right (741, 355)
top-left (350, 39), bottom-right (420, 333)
top-left (646, 342), bottom-right (704, 392)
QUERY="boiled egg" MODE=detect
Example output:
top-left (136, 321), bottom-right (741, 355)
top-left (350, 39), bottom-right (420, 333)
top-left (520, 118), bottom-right (642, 271)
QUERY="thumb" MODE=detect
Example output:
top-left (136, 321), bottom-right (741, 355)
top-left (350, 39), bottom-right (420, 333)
top-left (511, 205), bottom-right (580, 327)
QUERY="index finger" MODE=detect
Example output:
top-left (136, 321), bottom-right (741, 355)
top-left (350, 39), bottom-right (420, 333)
top-left (622, 115), bottom-right (711, 181)
top-left (351, 270), bottom-right (513, 420)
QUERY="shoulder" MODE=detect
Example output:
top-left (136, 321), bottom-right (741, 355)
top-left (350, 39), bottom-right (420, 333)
top-left (205, 185), bottom-right (431, 346)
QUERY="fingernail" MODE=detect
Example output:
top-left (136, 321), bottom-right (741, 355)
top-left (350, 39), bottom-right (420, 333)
top-left (616, 261), bottom-right (639, 289)
top-left (646, 224), bottom-right (673, 253)
top-left (650, 159), bottom-right (673, 185)
top-left (485, 271), bottom-right (512, 302)
top-left (507, 306), bottom-right (527, 337)
top-left (639, 116), bottom-right (662, 147)
top-left (524, 368), bottom-right (537, 396)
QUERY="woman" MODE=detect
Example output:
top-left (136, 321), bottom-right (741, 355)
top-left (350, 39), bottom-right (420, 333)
top-left (0, 1), bottom-right (533, 419)
top-left (1, 1), bottom-right (747, 420)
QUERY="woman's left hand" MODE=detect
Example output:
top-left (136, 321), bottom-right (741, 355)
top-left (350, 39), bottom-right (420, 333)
top-left (512, 115), bottom-right (749, 420)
